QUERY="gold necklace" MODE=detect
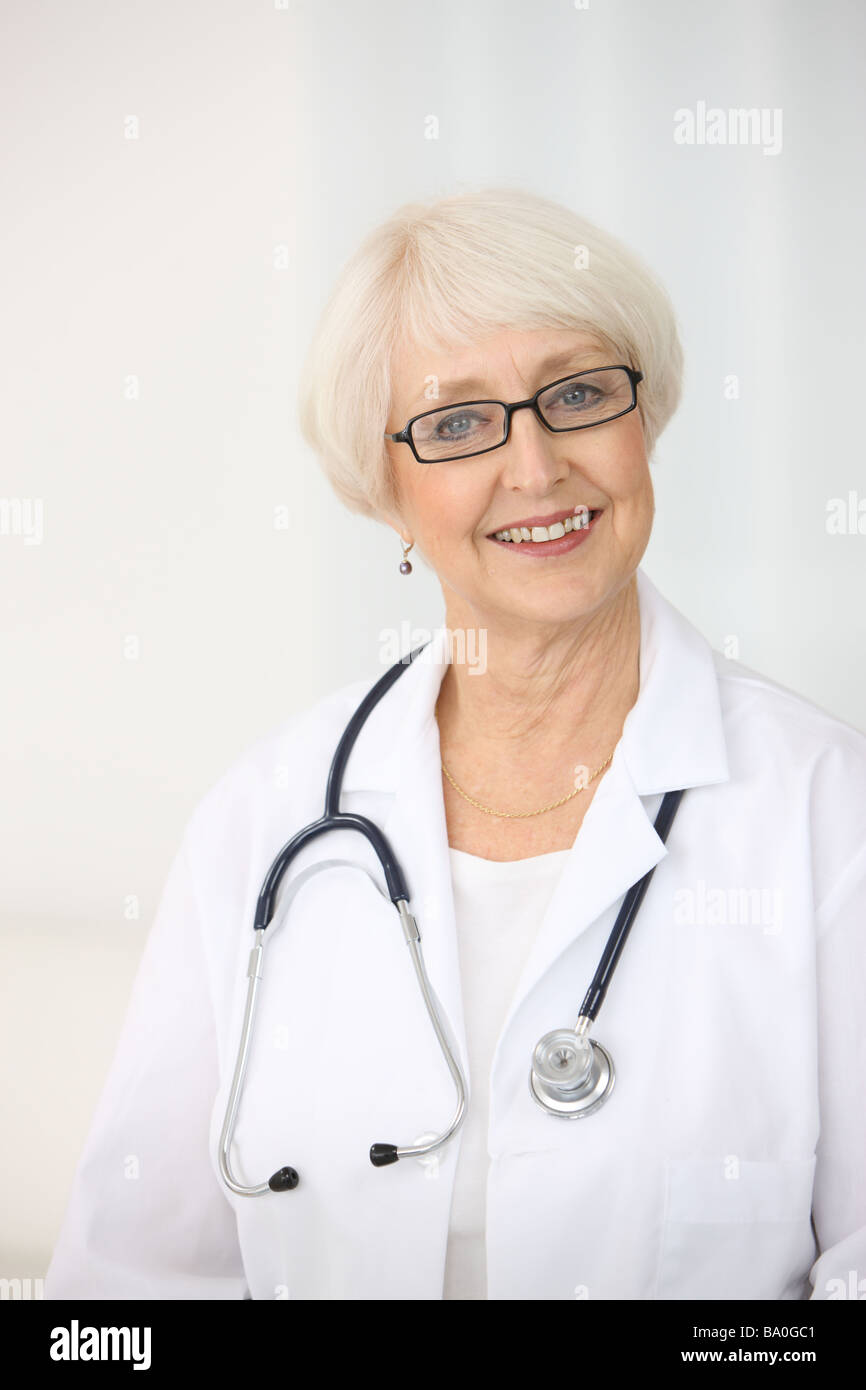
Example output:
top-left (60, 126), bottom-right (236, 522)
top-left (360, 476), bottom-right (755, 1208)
top-left (440, 749), bottom-right (615, 819)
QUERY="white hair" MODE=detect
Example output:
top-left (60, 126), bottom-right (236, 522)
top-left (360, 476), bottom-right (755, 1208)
top-left (298, 187), bottom-right (684, 522)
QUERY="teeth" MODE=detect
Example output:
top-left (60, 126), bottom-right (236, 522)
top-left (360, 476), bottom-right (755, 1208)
top-left (494, 511), bottom-right (594, 543)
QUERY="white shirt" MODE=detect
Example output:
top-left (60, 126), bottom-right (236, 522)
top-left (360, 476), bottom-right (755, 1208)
top-left (43, 568), bottom-right (866, 1300)
top-left (443, 847), bottom-right (571, 1300)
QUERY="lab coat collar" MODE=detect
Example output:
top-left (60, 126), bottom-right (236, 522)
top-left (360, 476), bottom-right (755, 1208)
top-left (338, 567), bottom-right (730, 1077)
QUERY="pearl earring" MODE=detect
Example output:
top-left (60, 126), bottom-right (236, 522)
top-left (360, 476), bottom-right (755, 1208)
top-left (399, 538), bottom-right (414, 575)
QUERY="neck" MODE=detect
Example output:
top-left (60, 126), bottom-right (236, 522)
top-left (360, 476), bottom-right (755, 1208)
top-left (435, 574), bottom-right (641, 766)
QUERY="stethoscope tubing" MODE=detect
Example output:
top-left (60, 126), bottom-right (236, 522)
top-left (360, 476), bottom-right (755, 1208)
top-left (576, 786), bottom-right (685, 1024)
top-left (220, 640), bottom-right (685, 1192)
top-left (253, 645), bottom-right (430, 932)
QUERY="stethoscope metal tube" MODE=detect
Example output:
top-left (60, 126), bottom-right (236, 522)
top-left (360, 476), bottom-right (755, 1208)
top-left (219, 929), bottom-right (292, 1196)
top-left (218, 642), bottom-right (686, 1195)
top-left (370, 901), bottom-right (467, 1167)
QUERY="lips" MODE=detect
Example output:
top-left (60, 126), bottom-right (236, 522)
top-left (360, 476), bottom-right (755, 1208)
top-left (486, 505), bottom-right (595, 537)
top-left (487, 508), bottom-right (602, 552)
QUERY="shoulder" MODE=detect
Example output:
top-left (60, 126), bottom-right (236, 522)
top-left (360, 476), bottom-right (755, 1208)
top-left (717, 647), bottom-right (861, 756)
top-left (717, 644), bottom-right (861, 739)
top-left (711, 649), bottom-right (866, 908)
top-left (711, 647), bottom-right (866, 766)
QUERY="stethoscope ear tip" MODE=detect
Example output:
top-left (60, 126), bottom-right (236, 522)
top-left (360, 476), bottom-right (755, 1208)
top-left (370, 1143), bottom-right (400, 1167)
top-left (269, 1166), bottom-right (300, 1192)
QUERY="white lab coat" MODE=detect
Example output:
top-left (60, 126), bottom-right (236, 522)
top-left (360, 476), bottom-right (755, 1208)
top-left (45, 568), bottom-right (866, 1301)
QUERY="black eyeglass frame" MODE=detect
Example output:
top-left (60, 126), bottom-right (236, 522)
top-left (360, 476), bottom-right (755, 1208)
top-left (384, 364), bottom-right (644, 464)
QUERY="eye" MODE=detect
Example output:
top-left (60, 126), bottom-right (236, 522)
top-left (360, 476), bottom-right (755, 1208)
top-left (430, 408), bottom-right (494, 439)
top-left (435, 411), bottom-right (476, 437)
top-left (557, 382), bottom-right (603, 409)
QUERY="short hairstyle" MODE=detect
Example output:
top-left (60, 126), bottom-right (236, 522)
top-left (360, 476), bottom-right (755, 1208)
top-left (298, 187), bottom-right (684, 523)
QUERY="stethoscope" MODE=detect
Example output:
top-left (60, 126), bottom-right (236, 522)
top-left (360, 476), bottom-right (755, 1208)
top-left (218, 642), bottom-right (685, 1197)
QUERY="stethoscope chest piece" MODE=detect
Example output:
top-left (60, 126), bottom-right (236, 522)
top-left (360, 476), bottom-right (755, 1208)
top-left (529, 1027), bottom-right (615, 1119)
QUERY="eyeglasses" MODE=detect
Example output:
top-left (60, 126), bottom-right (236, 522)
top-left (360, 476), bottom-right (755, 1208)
top-left (385, 364), bottom-right (643, 463)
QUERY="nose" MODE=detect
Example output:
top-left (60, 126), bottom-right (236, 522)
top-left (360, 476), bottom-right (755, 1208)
top-left (497, 403), bottom-right (569, 490)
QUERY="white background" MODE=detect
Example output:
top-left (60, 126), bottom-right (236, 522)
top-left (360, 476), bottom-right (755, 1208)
top-left (1, 0), bottom-right (864, 1279)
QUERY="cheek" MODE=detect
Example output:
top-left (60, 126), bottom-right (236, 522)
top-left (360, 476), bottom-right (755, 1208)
top-left (626, 463), bottom-right (654, 511)
top-left (596, 427), bottom-right (651, 503)
top-left (612, 468), bottom-right (654, 536)
top-left (410, 472), bottom-right (484, 543)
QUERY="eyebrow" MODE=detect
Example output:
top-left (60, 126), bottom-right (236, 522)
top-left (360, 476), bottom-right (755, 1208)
top-left (406, 348), bottom-right (612, 413)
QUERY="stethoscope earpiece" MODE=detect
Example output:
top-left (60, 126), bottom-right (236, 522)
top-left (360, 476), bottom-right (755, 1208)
top-left (268, 1166), bottom-right (300, 1192)
top-left (370, 1144), bottom-right (400, 1167)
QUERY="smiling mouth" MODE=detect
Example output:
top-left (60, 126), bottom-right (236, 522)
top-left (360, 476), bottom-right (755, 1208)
top-left (488, 510), bottom-right (601, 543)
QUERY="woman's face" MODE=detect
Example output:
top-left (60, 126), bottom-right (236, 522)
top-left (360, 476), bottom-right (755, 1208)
top-left (383, 327), bottom-right (655, 629)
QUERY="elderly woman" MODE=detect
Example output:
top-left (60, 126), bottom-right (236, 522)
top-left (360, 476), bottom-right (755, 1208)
top-left (47, 189), bottom-right (866, 1303)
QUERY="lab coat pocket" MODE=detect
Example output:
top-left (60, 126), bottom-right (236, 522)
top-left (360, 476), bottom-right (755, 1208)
top-left (656, 1156), bottom-right (817, 1300)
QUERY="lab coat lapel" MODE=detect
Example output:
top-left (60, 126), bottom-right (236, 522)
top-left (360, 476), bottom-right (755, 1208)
top-left (504, 752), bottom-right (668, 1035)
